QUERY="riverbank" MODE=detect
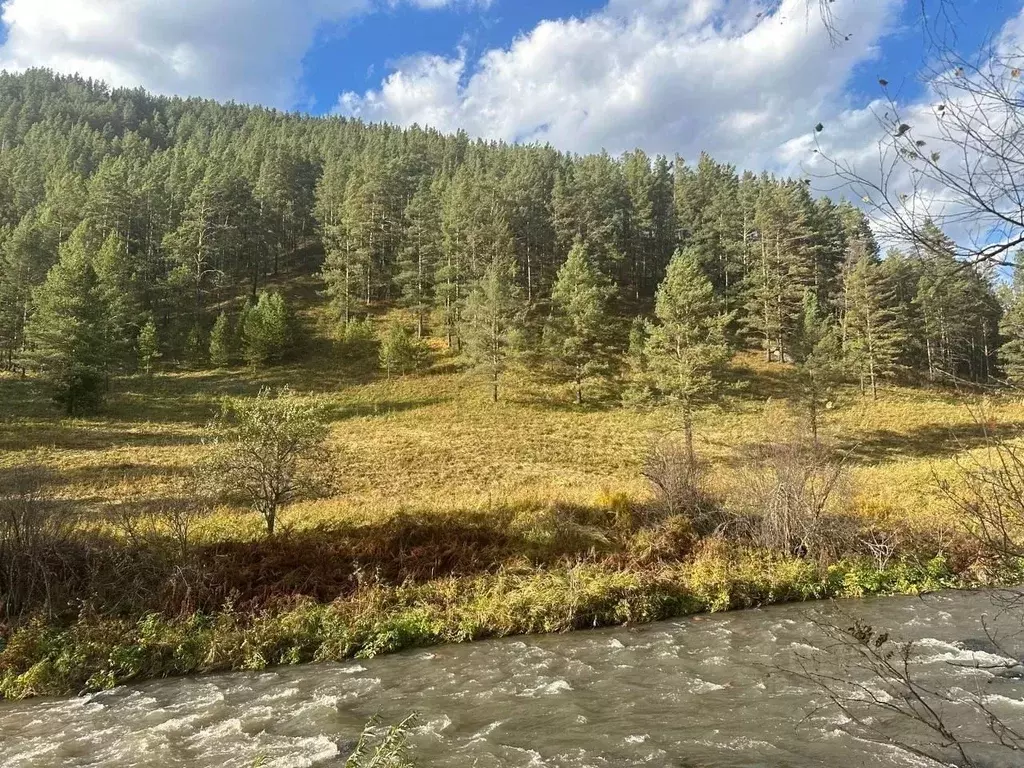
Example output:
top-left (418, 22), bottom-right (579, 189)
top-left (3, 588), bottom-right (1020, 768)
top-left (2, 544), bottom-right (999, 700)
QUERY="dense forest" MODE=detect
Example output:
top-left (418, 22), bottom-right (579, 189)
top-left (0, 69), bottom-right (1018, 414)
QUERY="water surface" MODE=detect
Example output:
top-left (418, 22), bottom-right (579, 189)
top-left (1, 590), bottom-right (1022, 767)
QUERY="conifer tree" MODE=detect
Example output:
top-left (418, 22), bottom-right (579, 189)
top-left (137, 316), bottom-right (160, 377)
top-left (92, 230), bottom-right (142, 370)
top-left (23, 237), bottom-right (109, 414)
top-left (462, 252), bottom-right (524, 402)
top-left (542, 239), bottom-right (615, 404)
top-left (396, 178), bottom-right (441, 337)
top-left (644, 248), bottom-right (730, 462)
top-left (999, 251), bottom-right (1024, 384)
top-left (242, 291), bottom-right (290, 368)
top-left (379, 323), bottom-right (425, 379)
top-left (184, 322), bottom-right (207, 369)
top-left (209, 311), bottom-right (232, 368)
top-left (793, 292), bottom-right (843, 446)
top-left (844, 254), bottom-right (905, 398)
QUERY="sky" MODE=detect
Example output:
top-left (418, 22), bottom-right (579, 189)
top-left (0, 0), bottom-right (1020, 179)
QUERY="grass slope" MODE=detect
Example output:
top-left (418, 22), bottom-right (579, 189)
top-left (1, 266), bottom-right (1021, 698)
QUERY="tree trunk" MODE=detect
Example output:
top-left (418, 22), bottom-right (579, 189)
top-left (683, 401), bottom-right (695, 468)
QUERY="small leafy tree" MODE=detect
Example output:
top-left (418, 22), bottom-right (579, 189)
top-left (137, 316), bottom-right (161, 377)
top-left (543, 239), bottom-right (615, 404)
top-left (210, 387), bottom-right (333, 536)
top-left (209, 311), bottom-right (232, 368)
top-left (643, 248), bottom-right (730, 463)
top-left (242, 291), bottom-right (290, 368)
top-left (462, 254), bottom-right (525, 402)
top-left (379, 323), bottom-right (426, 379)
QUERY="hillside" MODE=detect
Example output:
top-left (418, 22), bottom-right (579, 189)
top-left (1, 70), bottom-right (1024, 700)
top-left (3, 251), bottom-right (1023, 700)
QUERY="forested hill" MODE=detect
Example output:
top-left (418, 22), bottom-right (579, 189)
top-left (0, 68), bottom-right (1010, 396)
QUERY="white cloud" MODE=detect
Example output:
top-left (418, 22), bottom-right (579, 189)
top-left (0, 0), bottom-right (376, 106)
top-left (338, 0), bottom-right (903, 169)
top-left (0, 0), bottom-right (485, 108)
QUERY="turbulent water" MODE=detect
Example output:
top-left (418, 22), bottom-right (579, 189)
top-left (1, 591), bottom-right (1023, 767)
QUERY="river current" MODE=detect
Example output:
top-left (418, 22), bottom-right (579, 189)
top-left (1, 590), bottom-right (1022, 767)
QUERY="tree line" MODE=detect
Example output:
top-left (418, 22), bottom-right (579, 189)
top-left (0, 69), bottom-right (1018, 413)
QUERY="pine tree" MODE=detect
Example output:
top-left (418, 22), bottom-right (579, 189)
top-left (209, 311), bottom-right (232, 368)
top-left (542, 239), bottom-right (615, 404)
top-left (462, 252), bottom-right (525, 402)
top-left (793, 291), bottom-right (843, 446)
top-left (396, 178), bottom-right (441, 338)
top-left (999, 251), bottom-right (1024, 383)
top-left (184, 322), bottom-right (207, 369)
top-left (644, 248), bottom-right (730, 462)
top-left (379, 323), bottom-right (425, 379)
top-left (242, 291), bottom-right (290, 368)
top-left (137, 316), bottom-right (161, 377)
top-left (22, 238), bottom-right (109, 414)
top-left (92, 229), bottom-right (142, 371)
top-left (844, 254), bottom-right (905, 398)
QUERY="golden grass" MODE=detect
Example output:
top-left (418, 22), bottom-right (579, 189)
top-left (3, 324), bottom-right (1023, 544)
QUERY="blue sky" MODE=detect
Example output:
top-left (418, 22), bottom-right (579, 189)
top-left (300, 1), bottom-right (608, 113)
top-left (0, 0), bottom-right (1021, 174)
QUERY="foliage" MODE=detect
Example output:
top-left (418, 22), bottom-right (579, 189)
top-left (208, 311), bottom-right (233, 368)
top-left (641, 248), bottom-right (730, 459)
top-left (543, 239), bottom-right (616, 404)
top-left (21, 234), bottom-right (109, 414)
top-left (461, 253), bottom-right (525, 402)
top-left (137, 316), bottom-right (161, 377)
top-left (345, 714), bottom-right (419, 768)
top-left (242, 291), bottom-right (290, 368)
top-left (209, 387), bottom-right (333, 535)
top-left (378, 323), bottom-right (427, 379)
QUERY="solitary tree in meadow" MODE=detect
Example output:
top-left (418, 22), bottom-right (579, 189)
top-left (210, 387), bottom-right (333, 536)
top-left (543, 239), bottom-right (616, 404)
top-left (643, 248), bottom-right (730, 463)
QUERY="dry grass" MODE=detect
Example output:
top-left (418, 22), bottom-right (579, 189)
top-left (4, 328), bottom-right (1024, 545)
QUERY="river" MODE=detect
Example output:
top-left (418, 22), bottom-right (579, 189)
top-left (1, 590), bottom-right (1022, 767)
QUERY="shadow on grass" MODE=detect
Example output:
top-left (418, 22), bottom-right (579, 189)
top-left (6, 501), bottom-right (631, 620)
top-left (842, 421), bottom-right (1024, 464)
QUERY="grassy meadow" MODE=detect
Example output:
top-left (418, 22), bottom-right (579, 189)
top-left (1, 269), bottom-right (1022, 699)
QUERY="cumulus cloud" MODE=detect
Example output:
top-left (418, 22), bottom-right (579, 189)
top-left (338, 0), bottom-right (903, 169)
top-left (0, 0), bottom-right (485, 108)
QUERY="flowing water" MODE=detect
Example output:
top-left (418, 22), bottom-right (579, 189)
top-left (1, 590), bottom-right (1023, 767)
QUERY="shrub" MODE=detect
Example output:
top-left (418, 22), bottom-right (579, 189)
top-left (641, 436), bottom-right (721, 534)
top-left (733, 439), bottom-right (857, 563)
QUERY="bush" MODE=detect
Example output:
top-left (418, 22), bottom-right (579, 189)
top-left (732, 439), bottom-right (858, 562)
top-left (0, 469), bottom-right (79, 621)
top-left (641, 436), bottom-right (721, 534)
